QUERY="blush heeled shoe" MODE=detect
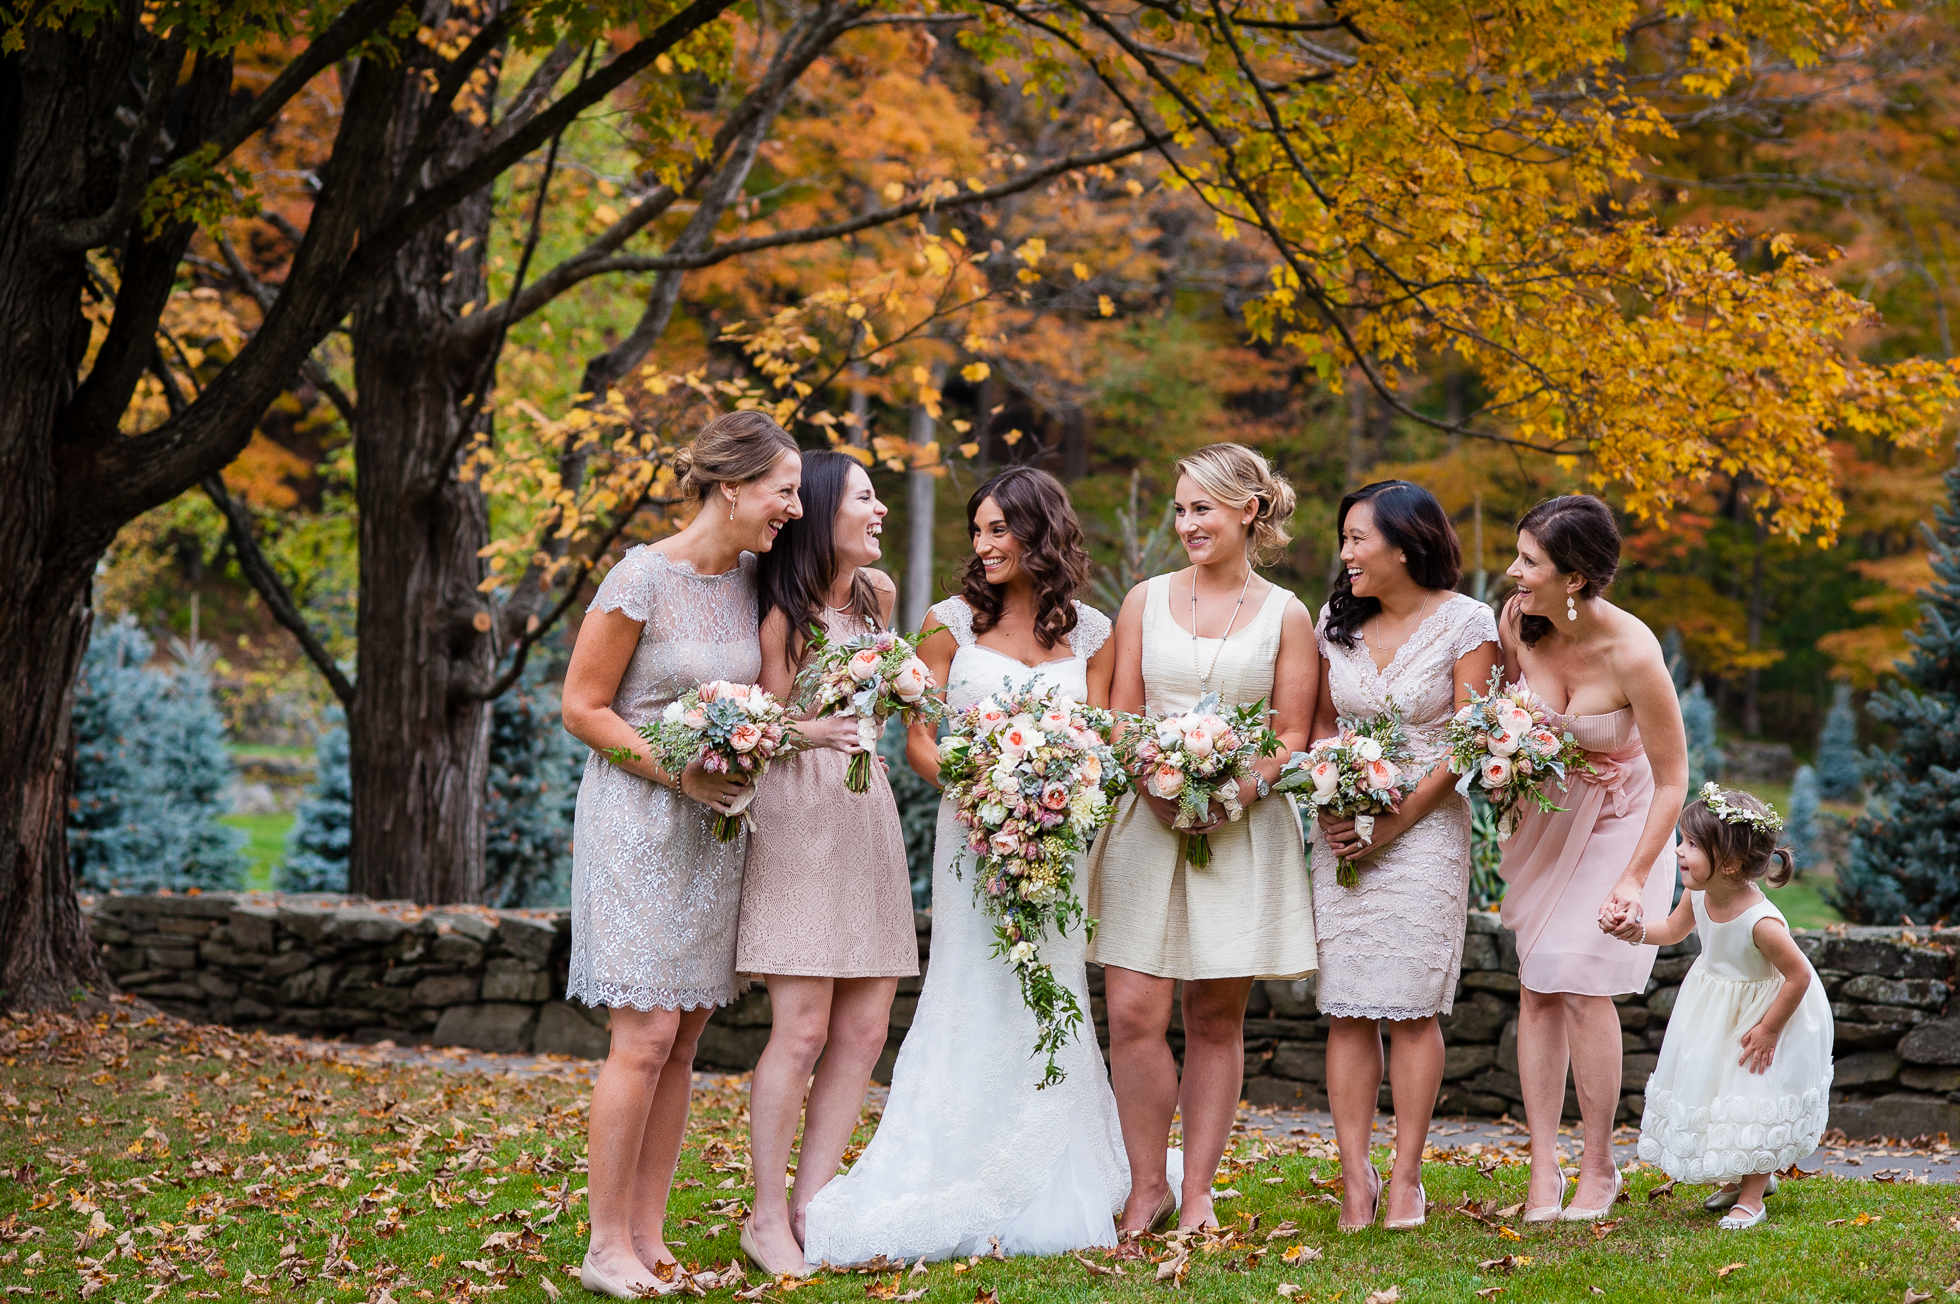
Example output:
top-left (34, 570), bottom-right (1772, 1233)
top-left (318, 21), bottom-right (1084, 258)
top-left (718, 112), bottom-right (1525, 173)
top-left (1558, 1165), bottom-right (1623, 1222)
top-left (1382, 1180), bottom-right (1426, 1232)
top-left (1337, 1167), bottom-right (1383, 1234)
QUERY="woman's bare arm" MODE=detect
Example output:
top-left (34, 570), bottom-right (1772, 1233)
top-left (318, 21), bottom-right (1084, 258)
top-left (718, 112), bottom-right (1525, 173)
top-left (906, 616), bottom-right (958, 784)
top-left (1599, 618), bottom-right (1690, 925)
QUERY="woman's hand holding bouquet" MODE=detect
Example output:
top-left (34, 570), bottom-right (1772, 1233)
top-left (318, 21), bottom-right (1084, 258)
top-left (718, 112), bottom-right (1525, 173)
top-left (938, 683), bottom-right (1117, 1087)
top-left (1444, 669), bottom-right (1590, 841)
top-left (626, 680), bottom-right (790, 840)
top-left (797, 626), bottom-right (941, 791)
top-left (1275, 703), bottom-right (1426, 887)
top-left (1110, 692), bottom-right (1282, 869)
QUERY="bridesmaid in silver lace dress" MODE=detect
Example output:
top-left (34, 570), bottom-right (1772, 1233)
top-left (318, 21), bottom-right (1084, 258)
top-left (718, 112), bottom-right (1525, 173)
top-left (1311, 481), bottom-right (1498, 1232)
top-left (560, 411), bottom-right (803, 1298)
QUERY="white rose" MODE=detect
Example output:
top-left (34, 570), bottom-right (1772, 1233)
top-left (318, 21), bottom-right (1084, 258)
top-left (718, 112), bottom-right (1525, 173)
top-left (998, 724), bottom-right (1045, 758)
top-left (977, 801), bottom-right (1009, 826)
top-left (1008, 940), bottom-right (1037, 967)
top-left (1356, 737), bottom-right (1383, 762)
top-left (1487, 723), bottom-right (1522, 757)
top-left (1310, 760), bottom-right (1341, 797)
top-left (662, 701), bottom-right (685, 724)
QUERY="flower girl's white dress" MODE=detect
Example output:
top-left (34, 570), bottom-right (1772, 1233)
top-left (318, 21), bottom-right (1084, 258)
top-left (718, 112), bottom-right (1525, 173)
top-left (1636, 893), bottom-right (1833, 1183)
top-left (801, 597), bottom-right (1172, 1265)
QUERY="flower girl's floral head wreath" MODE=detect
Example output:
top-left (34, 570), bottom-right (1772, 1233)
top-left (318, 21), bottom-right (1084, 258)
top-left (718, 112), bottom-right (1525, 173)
top-left (1679, 783), bottom-right (1796, 888)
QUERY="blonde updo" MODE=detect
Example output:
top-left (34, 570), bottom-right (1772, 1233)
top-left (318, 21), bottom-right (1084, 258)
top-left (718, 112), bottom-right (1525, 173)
top-left (673, 410), bottom-right (798, 500)
top-left (1174, 442), bottom-right (1298, 566)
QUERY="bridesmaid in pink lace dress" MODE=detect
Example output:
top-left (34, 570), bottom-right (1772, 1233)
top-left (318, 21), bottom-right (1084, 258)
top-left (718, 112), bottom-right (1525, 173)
top-left (1496, 495), bottom-right (1688, 1224)
top-left (739, 452), bottom-right (918, 1275)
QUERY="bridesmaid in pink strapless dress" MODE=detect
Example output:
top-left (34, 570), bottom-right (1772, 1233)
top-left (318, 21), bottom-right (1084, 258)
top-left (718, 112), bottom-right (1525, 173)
top-left (1500, 708), bottom-right (1675, 998)
top-left (1495, 496), bottom-right (1689, 1228)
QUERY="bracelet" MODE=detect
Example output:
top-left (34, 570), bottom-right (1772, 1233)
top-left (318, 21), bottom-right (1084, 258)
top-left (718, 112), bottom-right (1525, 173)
top-left (1634, 920), bottom-right (1647, 947)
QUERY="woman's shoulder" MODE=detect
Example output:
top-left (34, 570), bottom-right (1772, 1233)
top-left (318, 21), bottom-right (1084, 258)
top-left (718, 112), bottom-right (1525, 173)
top-left (587, 545), bottom-right (661, 622)
top-left (1069, 601), bottom-right (1113, 658)
top-left (928, 596), bottom-right (975, 644)
top-left (1439, 591), bottom-right (1500, 647)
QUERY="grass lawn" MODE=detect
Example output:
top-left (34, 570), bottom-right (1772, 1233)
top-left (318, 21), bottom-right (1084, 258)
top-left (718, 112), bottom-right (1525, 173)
top-left (3, 1006), bottom-right (1956, 1303)
top-left (220, 813), bottom-right (294, 891)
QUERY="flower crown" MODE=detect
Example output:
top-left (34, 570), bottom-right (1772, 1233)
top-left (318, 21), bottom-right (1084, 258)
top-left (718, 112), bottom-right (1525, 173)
top-left (1698, 782), bottom-right (1784, 834)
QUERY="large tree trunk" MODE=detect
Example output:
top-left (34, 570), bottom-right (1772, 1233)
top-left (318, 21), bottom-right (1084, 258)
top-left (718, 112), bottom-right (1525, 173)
top-left (345, 86), bottom-right (498, 906)
top-left (0, 19), bottom-right (142, 1006)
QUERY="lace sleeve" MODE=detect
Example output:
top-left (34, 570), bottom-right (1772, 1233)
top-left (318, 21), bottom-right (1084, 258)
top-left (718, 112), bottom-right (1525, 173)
top-left (1447, 595), bottom-right (1501, 661)
top-left (1313, 602), bottom-right (1334, 657)
top-left (588, 546), bottom-right (655, 624)
top-left (929, 597), bottom-right (975, 647)
top-left (1068, 602), bottom-right (1112, 660)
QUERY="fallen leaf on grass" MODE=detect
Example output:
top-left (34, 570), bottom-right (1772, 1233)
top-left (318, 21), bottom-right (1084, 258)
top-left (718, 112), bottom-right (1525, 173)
top-left (1156, 1247), bottom-right (1190, 1285)
top-left (1645, 1178), bottom-right (1677, 1202)
top-left (1496, 1225), bottom-right (1523, 1241)
top-left (1073, 1254), bottom-right (1111, 1277)
top-left (1263, 1220), bottom-right (1299, 1242)
top-left (1717, 1263), bottom-right (1745, 1279)
top-left (1478, 1255), bottom-right (1533, 1274)
top-left (1276, 1287), bottom-right (1301, 1299)
top-left (537, 1277), bottom-right (560, 1301)
top-left (1904, 1290), bottom-right (1934, 1304)
top-left (1475, 1290), bottom-right (1503, 1301)
top-left (1589, 1218), bottom-right (1622, 1240)
top-left (1364, 1289), bottom-right (1401, 1304)
top-left (1281, 1244), bottom-right (1322, 1264)
top-left (973, 1288), bottom-right (999, 1304)
top-left (910, 1258), bottom-right (927, 1278)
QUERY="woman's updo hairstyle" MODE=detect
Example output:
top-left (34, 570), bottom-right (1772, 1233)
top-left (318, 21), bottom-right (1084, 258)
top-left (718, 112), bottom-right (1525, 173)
top-left (1679, 788), bottom-right (1797, 889)
top-left (1174, 443), bottom-right (1299, 567)
top-left (1322, 480), bottom-right (1463, 649)
top-left (672, 409), bottom-right (798, 501)
top-left (960, 465), bottom-right (1090, 650)
top-left (1511, 494), bottom-right (1621, 648)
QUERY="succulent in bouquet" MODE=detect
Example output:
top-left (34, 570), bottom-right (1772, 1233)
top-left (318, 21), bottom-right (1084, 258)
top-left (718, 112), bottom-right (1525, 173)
top-left (1275, 702), bottom-right (1427, 888)
top-left (938, 682), bottom-right (1117, 1087)
top-left (1445, 667), bottom-right (1591, 840)
top-left (796, 625), bottom-right (941, 792)
top-left (1110, 692), bottom-right (1281, 869)
top-left (623, 680), bottom-right (789, 841)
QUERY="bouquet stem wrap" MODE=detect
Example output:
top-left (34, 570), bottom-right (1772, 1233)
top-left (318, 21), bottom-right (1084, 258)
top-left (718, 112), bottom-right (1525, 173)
top-left (627, 681), bottom-right (789, 842)
top-left (1444, 668), bottom-right (1591, 843)
top-left (1276, 702), bottom-right (1426, 889)
top-left (1111, 693), bottom-right (1280, 872)
top-left (796, 625), bottom-right (941, 793)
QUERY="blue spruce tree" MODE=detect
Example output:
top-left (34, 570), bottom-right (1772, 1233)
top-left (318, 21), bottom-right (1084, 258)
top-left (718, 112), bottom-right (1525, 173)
top-left (484, 659), bottom-right (582, 908)
top-left (1785, 764), bottom-right (1820, 874)
top-left (1814, 682), bottom-right (1862, 802)
top-left (280, 711), bottom-right (350, 892)
top-left (69, 617), bottom-right (245, 892)
top-left (877, 721), bottom-right (939, 909)
top-left (1836, 452), bottom-right (1960, 923)
top-left (1663, 628), bottom-right (1724, 792)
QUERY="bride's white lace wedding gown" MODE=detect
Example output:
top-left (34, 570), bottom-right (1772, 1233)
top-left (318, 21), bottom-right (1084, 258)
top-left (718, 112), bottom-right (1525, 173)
top-left (801, 597), bottom-right (1160, 1265)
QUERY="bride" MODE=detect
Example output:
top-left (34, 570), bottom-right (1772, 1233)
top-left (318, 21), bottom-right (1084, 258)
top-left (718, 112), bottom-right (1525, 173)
top-left (801, 465), bottom-right (1161, 1265)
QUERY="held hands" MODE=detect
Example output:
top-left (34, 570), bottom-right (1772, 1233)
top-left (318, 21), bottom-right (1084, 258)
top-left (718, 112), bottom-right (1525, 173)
top-left (1143, 778), bottom-right (1259, 835)
top-left (679, 759), bottom-right (750, 814)
top-left (1738, 1021), bottom-right (1781, 1074)
top-left (1597, 876), bottom-right (1647, 940)
top-left (1318, 808), bottom-right (1403, 861)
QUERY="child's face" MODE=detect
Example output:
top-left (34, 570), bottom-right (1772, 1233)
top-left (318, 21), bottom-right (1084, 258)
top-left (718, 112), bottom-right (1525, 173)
top-left (1677, 830), bottom-right (1717, 890)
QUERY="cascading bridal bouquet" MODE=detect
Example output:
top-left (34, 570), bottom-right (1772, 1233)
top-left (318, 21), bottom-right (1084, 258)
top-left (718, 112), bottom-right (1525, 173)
top-left (627, 680), bottom-right (790, 841)
top-left (937, 683), bottom-right (1116, 1087)
top-left (1275, 703), bottom-right (1426, 888)
top-left (795, 624), bottom-right (941, 791)
top-left (1445, 668), bottom-right (1590, 841)
top-left (1109, 692), bottom-right (1281, 869)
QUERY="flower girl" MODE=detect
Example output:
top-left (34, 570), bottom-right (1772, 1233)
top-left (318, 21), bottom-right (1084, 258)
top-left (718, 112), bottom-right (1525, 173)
top-left (1609, 784), bottom-right (1832, 1230)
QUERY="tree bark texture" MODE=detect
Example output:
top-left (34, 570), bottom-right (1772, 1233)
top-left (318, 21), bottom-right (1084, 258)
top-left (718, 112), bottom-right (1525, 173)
top-left (345, 73), bottom-right (500, 906)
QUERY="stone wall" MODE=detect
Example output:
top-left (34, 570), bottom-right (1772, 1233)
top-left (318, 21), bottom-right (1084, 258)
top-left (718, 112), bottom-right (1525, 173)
top-left (85, 893), bottom-right (1959, 1140)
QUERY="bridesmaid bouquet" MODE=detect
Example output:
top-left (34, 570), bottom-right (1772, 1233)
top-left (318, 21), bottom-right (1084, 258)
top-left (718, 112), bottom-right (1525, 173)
top-left (630, 680), bottom-right (789, 841)
top-left (795, 625), bottom-right (941, 791)
top-left (1275, 704), bottom-right (1426, 888)
top-left (1444, 668), bottom-right (1590, 841)
top-left (1109, 692), bottom-right (1281, 869)
top-left (938, 683), bottom-right (1117, 1087)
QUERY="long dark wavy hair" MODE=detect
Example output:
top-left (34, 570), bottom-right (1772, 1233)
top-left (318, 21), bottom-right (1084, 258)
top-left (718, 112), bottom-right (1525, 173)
top-left (960, 466), bottom-right (1089, 650)
top-left (1508, 495), bottom-right (1621, 648)
top-left (1322, 480), bottom-right (1463, 649)
top-left (755, 450), bottom-right (882, 672)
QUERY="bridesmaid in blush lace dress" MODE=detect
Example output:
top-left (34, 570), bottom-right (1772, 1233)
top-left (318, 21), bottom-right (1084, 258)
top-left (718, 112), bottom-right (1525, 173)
top-left (738, 452), bottom-right (918, 1276)
top-left (1495, 495), bottom-right (1687, 1224)
top-left (1311, 481), bottom-right (1498, 1232)
top-left (560, 412), bottom-right (802, 1298)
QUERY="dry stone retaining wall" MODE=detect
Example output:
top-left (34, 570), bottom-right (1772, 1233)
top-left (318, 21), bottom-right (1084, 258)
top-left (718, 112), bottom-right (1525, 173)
top-left (84, 893), bottom-right (1959, 1141)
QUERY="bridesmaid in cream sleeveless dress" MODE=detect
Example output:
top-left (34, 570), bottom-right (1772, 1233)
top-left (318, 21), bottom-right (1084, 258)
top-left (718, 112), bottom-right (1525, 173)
top-left (1087, 444), bottom-right (1318, 1236)
top-left (1495, 495), bottom-right (1687, 1225)
top-left (739, 452), bottom-right (918, 1276)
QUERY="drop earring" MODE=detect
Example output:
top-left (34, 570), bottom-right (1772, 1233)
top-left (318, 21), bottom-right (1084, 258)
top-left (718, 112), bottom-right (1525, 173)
top-left (727, 492), bottom-right (738, 523)
top-left (1566, 594), bottom-right (1579, 622)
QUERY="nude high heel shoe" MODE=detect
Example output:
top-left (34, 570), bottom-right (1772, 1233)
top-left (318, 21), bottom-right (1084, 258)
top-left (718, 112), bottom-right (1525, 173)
top-left (581, 1252), bottom-right (674, 1298)
top-left (1559, 1164), bottom-right (1623, 1222)
top-left (740, 1220), bottom-right (810, 1280)
top-left (1522, 1165), bottom-right (1569, 1224)
top-left (1337, 1167), bottom-right (1382, 1234)
top-left (1382, 1180), bottom-right (1426, 1232)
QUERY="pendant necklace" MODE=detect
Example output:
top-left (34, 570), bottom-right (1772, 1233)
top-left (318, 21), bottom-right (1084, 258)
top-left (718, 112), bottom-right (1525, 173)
top-left (1191, 566), bottom-right (1256, 688)
top-left (1364, 590), bottom-right (1434, 662)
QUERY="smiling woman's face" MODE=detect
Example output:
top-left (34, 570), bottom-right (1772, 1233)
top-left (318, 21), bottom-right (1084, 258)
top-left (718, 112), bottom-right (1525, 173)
top-left (1505, 528), bottom-right (1572, 619)
top-left (1337, 500), bottom-right (1408, 599)
top-left (832, 463), bottom-right (887, 568)
top-left (1173, 474), bottom-right (1254, 567)
top-left (730, 451), bottom-right (804, 553)
top-left (971, 496), bottom-right (1025, 586)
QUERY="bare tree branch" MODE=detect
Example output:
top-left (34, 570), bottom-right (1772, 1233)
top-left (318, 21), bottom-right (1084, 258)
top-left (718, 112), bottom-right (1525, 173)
top-left (206, 0), bottom-right (416, 164)
top-left (51, 29), bottom-right (185, 251)
top-left (215, 235), bottom-right (359, 427)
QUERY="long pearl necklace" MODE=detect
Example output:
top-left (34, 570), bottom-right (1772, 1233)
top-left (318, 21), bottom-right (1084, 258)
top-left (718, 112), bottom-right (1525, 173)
top-left (1191, 566), bottom-right (1256, 688)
